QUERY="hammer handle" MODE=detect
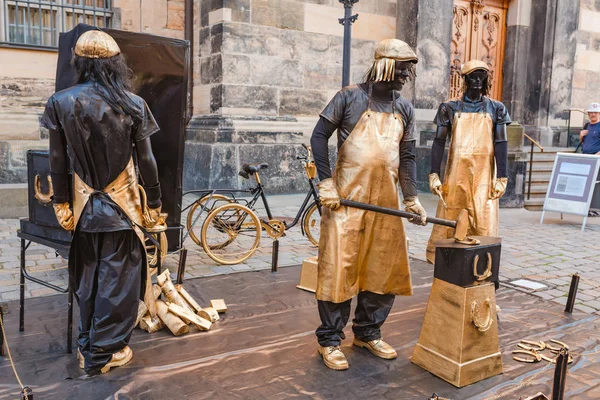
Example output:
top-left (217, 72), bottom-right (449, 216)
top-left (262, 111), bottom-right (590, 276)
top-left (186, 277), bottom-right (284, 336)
top-left (339, 199), bottom-right (456, 228)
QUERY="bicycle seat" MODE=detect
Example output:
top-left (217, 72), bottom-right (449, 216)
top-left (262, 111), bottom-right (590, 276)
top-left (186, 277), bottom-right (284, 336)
top-left (239, 163), bottom-right (269, 179)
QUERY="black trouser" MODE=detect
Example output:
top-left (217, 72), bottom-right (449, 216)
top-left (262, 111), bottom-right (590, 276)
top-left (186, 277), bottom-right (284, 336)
top-left (74, 230), bottom-right (143, 375)
top-left (316, 291), bottom-right (395, 347)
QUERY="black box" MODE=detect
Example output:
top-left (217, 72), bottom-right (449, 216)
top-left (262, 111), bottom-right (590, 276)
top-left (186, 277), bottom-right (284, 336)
top-left (26, 150), bottom-right (68, 228)
top-left (434, 236), bottom-right (501, 287)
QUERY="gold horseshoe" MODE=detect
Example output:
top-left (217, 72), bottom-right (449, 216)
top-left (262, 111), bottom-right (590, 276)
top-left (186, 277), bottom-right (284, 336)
top-left (34, 174), bottom-right (54, 204)
top-left (473, 253), bottom-right (493, 281)
top-left (471, 298), bottom-right (494, 332)
top-left (512, 349), bottom-right (542, 363)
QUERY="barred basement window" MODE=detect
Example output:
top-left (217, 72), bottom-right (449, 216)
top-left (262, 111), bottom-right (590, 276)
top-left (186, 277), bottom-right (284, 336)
top-left (0, 0), bottom-right (113, 49)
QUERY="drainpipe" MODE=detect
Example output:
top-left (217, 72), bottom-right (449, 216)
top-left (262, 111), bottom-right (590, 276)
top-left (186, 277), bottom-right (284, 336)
top-left (185, 0), bottom-right (194, 123)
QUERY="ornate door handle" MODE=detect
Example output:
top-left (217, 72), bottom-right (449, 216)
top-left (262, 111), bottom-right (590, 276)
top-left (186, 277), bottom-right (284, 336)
top-left (34, 174), bottom-right (54, 204)
top-left (471, 298), bottom-right (494, 332)
top-left (473, 252), bottom-right (493, 281)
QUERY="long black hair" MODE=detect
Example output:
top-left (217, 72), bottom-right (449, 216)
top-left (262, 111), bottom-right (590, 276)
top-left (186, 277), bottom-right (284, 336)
top-left (73, 53), bottom-right (143, 122)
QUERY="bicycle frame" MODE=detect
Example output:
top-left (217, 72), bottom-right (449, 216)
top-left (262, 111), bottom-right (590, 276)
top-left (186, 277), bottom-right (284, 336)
top-left (182, 144), bottom-right (322, 241)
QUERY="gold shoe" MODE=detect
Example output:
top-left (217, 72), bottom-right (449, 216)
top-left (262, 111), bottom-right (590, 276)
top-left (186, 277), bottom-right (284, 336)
top-left (100, 346), bottom-right (133, 374)
top-left (77, 348), bottom-right (84, 369)
top-left (353, 338), bottom-right (397, 359)
top-left (318, 345), bottom-right (349, 371)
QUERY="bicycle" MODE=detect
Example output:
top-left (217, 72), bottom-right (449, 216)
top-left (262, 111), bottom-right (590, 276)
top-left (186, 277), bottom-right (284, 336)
top-left (182, 144), bottom-right (322, 265)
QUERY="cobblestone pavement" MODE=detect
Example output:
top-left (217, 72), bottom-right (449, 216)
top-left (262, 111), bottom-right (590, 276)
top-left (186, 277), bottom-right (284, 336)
top-left (1, 193), bottom-right (599, 315)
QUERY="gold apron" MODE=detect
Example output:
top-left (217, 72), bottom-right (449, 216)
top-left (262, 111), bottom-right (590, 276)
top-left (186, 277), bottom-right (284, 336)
top-left (72, 158), bottom-right (157, 316)
top-left (426, 102), bottom-right (498, 264)
top-left (316, 93), bottom-right (412, 303)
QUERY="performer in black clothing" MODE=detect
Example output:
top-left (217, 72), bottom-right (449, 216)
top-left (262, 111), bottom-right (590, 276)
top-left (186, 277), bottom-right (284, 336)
top-left (42, 30), bottom-right (162, 375)
top-left (426, 59), bottom-right (511, 264)
top-left (310, 39), bottom-right (427, 371)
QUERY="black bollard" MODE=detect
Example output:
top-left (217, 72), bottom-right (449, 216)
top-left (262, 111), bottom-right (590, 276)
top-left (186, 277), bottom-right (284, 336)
top-left (271, 240), bottom-right (279, 272)
top-left (0, 306), bottom-right (4, 357)
top-left (564, 274), bottom-right (580, 313)
top-left (551, 348), bottom-right (569, 400)
top-left (176, 248), bottom-right (188, 285)
top-left (21, 387), bottom-right (33, 400)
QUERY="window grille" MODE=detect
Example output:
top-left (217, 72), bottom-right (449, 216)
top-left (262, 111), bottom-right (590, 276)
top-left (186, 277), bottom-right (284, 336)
top-left (0, 0), bottom-right (112, 49)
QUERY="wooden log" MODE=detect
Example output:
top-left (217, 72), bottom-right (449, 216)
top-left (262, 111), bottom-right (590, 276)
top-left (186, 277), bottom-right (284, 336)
top-left (198, 307), bottom-right (220, 322)
top-left (210, 299), bottom-right (228, 313)
top-left (168, 303), bottom-right (212, 331)
top-left (175, 284), bottom-right (202, 313)
top-left (139, 315), bottom-right (164, 333)
top-left (156, 300), bottom-right (189, 336)
top-left (158, 270), bottom-right (195, 313)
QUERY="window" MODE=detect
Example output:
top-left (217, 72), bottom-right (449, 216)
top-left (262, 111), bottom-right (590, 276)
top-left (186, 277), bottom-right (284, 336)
top-left (0, 0), bottom-right (113, 48)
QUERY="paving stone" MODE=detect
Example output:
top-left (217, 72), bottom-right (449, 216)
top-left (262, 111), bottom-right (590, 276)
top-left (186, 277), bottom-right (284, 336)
top-left (573, 303), bottom-right (597, 314)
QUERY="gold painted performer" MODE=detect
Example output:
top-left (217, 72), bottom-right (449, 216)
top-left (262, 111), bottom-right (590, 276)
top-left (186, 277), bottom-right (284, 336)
top-left (42, 30), bottom-right (163, 375)
top-left (310, 39), bottom-right (427, 371)
top-left (426, 60), bottom-right (511, 264)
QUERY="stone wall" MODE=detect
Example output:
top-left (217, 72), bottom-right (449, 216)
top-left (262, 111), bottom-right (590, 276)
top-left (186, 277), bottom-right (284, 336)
top-left (196, 0), bottom-right (398, 117)
top-left (0, 0), bottom-right (186, 184)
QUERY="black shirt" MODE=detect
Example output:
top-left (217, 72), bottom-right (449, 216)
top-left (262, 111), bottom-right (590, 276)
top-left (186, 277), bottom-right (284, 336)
top-left (41, 81), bottom-right (160, 232)
top-left (434, 96), bottom-right (511, 128)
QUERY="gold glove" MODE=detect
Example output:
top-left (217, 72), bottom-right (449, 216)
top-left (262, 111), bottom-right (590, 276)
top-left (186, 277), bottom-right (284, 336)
top-left (53, 202), bottom-right (74, 231)
top-left (403, 197), bottom-right (427, 226)
top-left (317, 178), bottom-right (340, 210)
top-left (490, 177), bottom-right (508, 200)
top-left (428, 173), bottom-right (442, 196)
top-left (143, 206), bottom-right (162, 229)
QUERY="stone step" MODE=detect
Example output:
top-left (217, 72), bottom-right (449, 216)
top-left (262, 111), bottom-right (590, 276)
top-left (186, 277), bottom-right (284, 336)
top-left (524, 198), bottom-right (545, 211)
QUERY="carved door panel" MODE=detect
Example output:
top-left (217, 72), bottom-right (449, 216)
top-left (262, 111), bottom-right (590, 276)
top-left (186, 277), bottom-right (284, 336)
top-left (450, 0), bottom-right (509, 100)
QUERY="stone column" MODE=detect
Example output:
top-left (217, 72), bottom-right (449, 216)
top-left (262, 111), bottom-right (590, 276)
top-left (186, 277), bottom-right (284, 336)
top-left (406, 0), bottom-right (454, 109)
top-left (502, 0), bottom-right (531, 124)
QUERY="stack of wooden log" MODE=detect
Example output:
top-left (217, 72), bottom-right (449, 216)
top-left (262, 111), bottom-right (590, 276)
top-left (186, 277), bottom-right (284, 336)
top-left (136, 269), bottom-right (227, 336)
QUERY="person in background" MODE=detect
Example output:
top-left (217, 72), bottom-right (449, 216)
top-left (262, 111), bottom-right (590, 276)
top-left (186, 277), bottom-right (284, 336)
top-left (580, 102), bottom-right (600, 216)
top-left (580, 102), bottom-right (600, 155)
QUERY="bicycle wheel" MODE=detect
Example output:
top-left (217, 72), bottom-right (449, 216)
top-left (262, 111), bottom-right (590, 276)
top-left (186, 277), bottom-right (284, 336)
top-left (201, 203), bottom-right (261, 265)
top-left (187, 194), bottom-right (233, 246)
top-left (303, 201), bottom-right (321, 247)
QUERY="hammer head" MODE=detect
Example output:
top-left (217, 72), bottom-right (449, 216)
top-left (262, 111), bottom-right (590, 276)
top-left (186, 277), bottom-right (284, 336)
top-left (454, 209), bottom-right (468, 241)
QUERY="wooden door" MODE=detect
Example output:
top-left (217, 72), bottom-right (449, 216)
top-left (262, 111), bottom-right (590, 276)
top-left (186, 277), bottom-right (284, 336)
top-left (450, 0), bottom-right (509, 100)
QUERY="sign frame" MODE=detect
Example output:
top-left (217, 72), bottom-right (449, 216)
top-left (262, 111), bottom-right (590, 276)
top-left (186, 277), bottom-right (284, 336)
top-left (540, 152), bottom-right (600, 231)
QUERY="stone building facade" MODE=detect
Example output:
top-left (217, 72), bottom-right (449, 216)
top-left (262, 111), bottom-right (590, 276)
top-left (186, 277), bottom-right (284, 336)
top-left (1, 0), bottom-right (599, 205)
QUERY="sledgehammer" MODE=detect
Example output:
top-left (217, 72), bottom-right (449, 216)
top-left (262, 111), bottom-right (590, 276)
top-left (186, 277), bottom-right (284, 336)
top-left (339, 199), bottom-right (469, 242)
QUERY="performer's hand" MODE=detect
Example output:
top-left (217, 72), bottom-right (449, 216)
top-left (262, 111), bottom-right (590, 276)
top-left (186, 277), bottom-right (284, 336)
top-left (317, 178), bottom-right (340, 210)
top-left (403, 197), bottom-right (427, 226)
top-left (490, 177), bottom-right (508, 200)
top-left (428, 173), bottom-right (443, 196)
top-left (143, 206), bottom-right (162, 228)
top-left (53, 202), bottom-right (74, 231)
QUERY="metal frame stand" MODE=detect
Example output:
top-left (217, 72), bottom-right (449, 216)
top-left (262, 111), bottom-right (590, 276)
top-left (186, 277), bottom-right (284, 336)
top-left (17, 234), bottom-right (73, 354)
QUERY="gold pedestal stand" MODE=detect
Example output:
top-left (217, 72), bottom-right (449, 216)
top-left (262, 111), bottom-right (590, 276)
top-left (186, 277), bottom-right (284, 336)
top-left (411, 278), bottom-right (503, 387)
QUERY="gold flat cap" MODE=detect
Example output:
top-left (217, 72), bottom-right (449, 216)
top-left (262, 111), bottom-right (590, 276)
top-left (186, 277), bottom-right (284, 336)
top-left (74, 30), bottom-right (120, 59)
top-left (461, 60), bottom-right (489, 75)
top-left (374, 39), bottom-right (418, 62)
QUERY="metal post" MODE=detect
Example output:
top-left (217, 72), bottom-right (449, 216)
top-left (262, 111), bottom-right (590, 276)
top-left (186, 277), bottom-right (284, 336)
top-left (0, 306), bottom-right (4, 357)
top-left (528, 140), bottom-right (534, 200)
top-left (551, 348), bottom-right (569, 400)
top-left (271, 240), bottom-right (279, 272)
top-left (339, 0), bottom-right (358, 88)
top-left (564, 274), bottom-right (579, 313)
top-left (19, 239), bottom-right (25, 332)
top-left (67, 288), bottom-right (73, 354)
top-left (176, 248), bottom-right (188, 284)
top-left (20, 387), bottom-right (33, 400)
